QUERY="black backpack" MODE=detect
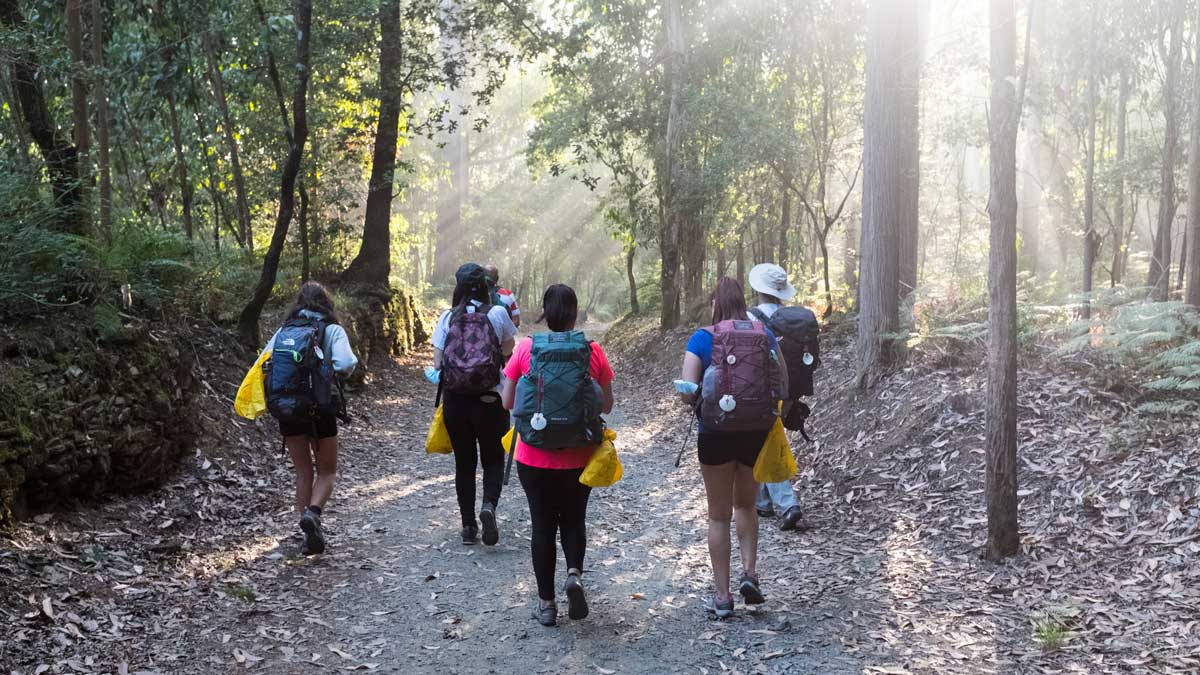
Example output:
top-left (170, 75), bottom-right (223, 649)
top-left (749, 306), bottom-right (820, 398)
top-left (264, 316), bottom-right (341, 424)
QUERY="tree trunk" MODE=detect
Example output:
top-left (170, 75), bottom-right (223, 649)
top-left (626, 244), bottom-right (640, 314)
top-left (342, 0), bottom-right (402, 288)
top-left (1149, 2), bottom-right (1184, 301)
top-left (857, 0), bottom-right (917, 387)
top-left (818, 230), bottom-right (833, 318)
top-left (91, 0), bottom-right (110, 237)
top-left (659, 0), bottom-right (685, 329)
top-left (300, 181), bottom-right (311, 282)
top-left (843, 216), bottom-right (858, 302)
top-left (432, 0), bottom-right (469, 284)
top-left (238, 0), bottom-right (313, 346)
top-left (736, 226), bottom-right (746, 288)
top-left (1081, 10), bottom-right (1098, 319)
top-left (778, 189), bottom-right (791, 273)
top-left (203, 32), bottom-right (253, 253)
top-left (165, 91), bottom-right (194, 239)
top-left (984, 0), bottom-right (1021, 561)
top-left (1186, 1), bottom-right (1200, 306)
top-left (896, 6), bottom-right (922, 303)
top-left (1112, 67), bottom-right (1129, 287)
top-left (67, 0), bottom-right (90, 194)
top-left (1, 0), bottom-right (86, 234)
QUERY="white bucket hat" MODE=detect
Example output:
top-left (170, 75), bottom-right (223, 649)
top-left (748, 263), bottom-right (797, 301)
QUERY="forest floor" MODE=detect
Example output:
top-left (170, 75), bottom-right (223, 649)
top-left (2, 317), bottom-right (1199, 675)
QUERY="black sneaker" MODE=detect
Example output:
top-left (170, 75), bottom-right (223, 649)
top-left (564, 571), bottom-right (589, 620)
top-left (300, 508), bottom-right (325, 555)
top-left (779, 506), bottom-right (804, 532)
top-left (738, 573), bottom-right (765, 605)
top-left (461, 525), bottom-right (478, 546)
top-left (756, 507), bottom-right (775, 518)
top-left (479, 503), bottom-right (499, 546)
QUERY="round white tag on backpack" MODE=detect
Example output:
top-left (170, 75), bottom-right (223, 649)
top-left (803, 352), bottom-right (815, 366)
top-left (530, 413), bottom-right (548, 431)
top-left (719, 395), bottom-right (737, 412)
top-left (726, 354), bottom-right (737, 365)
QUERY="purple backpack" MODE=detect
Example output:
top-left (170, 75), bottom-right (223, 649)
top-left (442, 306), bottom-right (503, 394)
top-left (699, 319), bottom-right (781, 432)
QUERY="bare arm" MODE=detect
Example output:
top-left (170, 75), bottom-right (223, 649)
top-left (600, 380), bottom-right (614, 414)
top-left (680, 351), bottom-right (704, 405)
top-left (501, 376), bottom-right (517, 410)
top-left (433, 347), bottom-right (443, 370)
top-left (500, 336), bottom-right (515, 358)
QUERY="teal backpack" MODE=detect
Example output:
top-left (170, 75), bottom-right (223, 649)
top-left (512, 331), bottom-right (604, 449)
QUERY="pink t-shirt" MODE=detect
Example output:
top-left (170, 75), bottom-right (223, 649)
top-left (503, 336), bottom-right (615, 470)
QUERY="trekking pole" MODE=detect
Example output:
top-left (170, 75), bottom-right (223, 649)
top-left (674, 397), bottom-right (701, 468)
top-left (503, 418), bottom-right (518, 485)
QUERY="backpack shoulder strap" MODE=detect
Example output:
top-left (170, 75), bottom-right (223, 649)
top-left (748, 307), bottom-right (768, 323)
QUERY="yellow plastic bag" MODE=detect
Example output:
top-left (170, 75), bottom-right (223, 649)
top-left (501, 426), bottom-right (518, 454)
top-left (234, 350), bottom-right (271, 420)
top-left (753, 418), bottom-right (797, 483)
top-left (580, 429), bottom-right (622, 488)
top-left (425, 405), bottom-right (453, 454)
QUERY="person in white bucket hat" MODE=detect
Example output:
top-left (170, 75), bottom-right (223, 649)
top-left (745, 263), bottom-right (805, 532)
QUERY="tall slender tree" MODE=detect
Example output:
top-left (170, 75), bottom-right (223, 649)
top-left (1148, 0), bottom-right (1184, 301)
top-left (1186, 1), bottom-right (1200, 306)
top-left (660, 0), bottom-right (686, 329)
top-left (1081, 7), bottom-right (1097, 319)
top-left (91, 0), bottom-right (111, 237)
top-left (342, 0), bottom-right (403, 288)
top-left (203, 31), bottom-right (253, 252)
top-left (239, 0), bottom-right (314, 345)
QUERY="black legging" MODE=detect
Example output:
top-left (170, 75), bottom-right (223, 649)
top-left (442, 391), bottom-right (509, 527)
top-left (518, 462), bottom-right (592, 601)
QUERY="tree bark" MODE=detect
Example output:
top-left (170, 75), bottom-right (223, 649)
top-left (91, 0), bottom-right (111, 237)
top-left (203, 32), bottom-right (253, 253)
top-left (1081, 9), bottom-right (1098, 319)
top-left (626, 244), bottom-right (640, 314)
top-left (984, 0), bottom-right (1021, 561)
top-left (1112, 66), bottom-right (1129, 287)
top-left (1186, 0), bottom-right (1200, 306)
top-left (778, 188), bottom-right (791, 273)
top-left (342, 0), bottom-right (402, 288)
top-left (896, 4), bottom-right (922, 303)
top-left (857, 0), bottom-right (917, 387)
top-left (659, 0), bottom-right (685, 329)
top-left (67, 0), bottom-right (90, 191)
top-left (1148, 1), bottom-right (1184, 301)
top-left (300, 181), bottom-right (311, 282)
top-left (238, 0), bottom-right (313, 345)
top-left (1, 0), bottom-right (86, 234)
top-left (165, 91), bottom-right (194, 239)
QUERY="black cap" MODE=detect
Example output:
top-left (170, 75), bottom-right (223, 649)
top-left (455, 263), bottom-right (488, 289)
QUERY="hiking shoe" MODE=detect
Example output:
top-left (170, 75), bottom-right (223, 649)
top-left (479, 502), bottom-right (499, 547)
top-left (756, 507), bottom-right (775, 518)
top-left (738, 573), bottom-right (765, 605)
top-left (705, 595), bottom-right (735, 619)
top-left (533, 599), bottom-right (557, 627)
top-left (779, 506), bottom-right (804, 532)
top-left (461, 525), bottom-right (478, 546)
top-left (564, 572), bottom-right (589, 620)
top-left (300, 508), bottom-right (325, 555)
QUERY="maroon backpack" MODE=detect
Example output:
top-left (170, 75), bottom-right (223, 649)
top-left (442, 305), bottom-right (503, 394)
top-left (699, 319), bottom-right (781, 432)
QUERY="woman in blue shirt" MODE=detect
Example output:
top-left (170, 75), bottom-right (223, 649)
top-left (679, 277), bottom-right (788, 618)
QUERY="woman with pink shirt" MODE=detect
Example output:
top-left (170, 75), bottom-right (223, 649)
top-left (501, 284), bottom-right (615, 627)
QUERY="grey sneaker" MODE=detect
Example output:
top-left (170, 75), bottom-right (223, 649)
top-left (461, 525), bottom-right (478, 546)
top-left (705, 595), bottom-right (735, 619)
top-left (300, 508), bottom-right (325, 555)
top-left (738, 573), bottom-right (765, 605)
top-left (779, 506), bottom-right (804, 532)
top-left (564, 571), bottom-right (589, 620)
top-left (480, 502), bottom-right (499, 546)
top-left (533, 599), bottom-right (557, 626)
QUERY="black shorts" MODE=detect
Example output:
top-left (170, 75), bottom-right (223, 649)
top-left (697, 430), bottom-right (769, 467)
top-left (279, 412), bottom-right (338, 439)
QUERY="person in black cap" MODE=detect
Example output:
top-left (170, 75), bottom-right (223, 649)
top-left (431, 263), bottom-right (518, 545)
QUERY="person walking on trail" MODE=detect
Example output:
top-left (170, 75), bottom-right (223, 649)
top-left (432, 263), bottom-right (518, 546)
top-left (679, 276), bottom-right (788, 619)
top-left (483, 264), bottom-right (521, 328)
top-left (502, 284), bottom-right (615, 627)
top-left (746, 263), bottom-right (807, 531)
top-left (260, 281), bottom-right (358, 556)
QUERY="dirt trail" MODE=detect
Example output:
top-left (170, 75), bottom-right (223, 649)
top-left (141, 343), bottom-right (861, 675)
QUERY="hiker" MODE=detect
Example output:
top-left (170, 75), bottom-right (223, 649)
top-left (483, 264), bottom-right (521, 328)
top-left (746, 262), bottom-right (818, 531)
top-left (432, 263), bottom-right (518, 546)
top-left (260, 281), bottom-right (358, 555)
top-left (679, 276), bottom-right (788, 618)
top-left (502, 284), bottom-right (614, 627)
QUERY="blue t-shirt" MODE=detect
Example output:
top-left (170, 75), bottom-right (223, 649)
top-left (685, 324), bottom-right (780, 433)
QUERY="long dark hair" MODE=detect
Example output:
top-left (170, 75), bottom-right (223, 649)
top-left (711, 276), bottom-right (748, 325)
top-left (286, 281), bottom-right (339, 324)
top-left (451, 266), bottom-right (491, 310)
top-left (538, 284), bottom-right (578, 332)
